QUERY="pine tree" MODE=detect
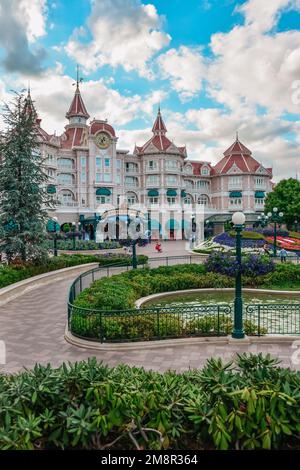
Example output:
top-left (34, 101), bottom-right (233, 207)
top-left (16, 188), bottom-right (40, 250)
top-left (0, 92), bottom-right (51, 263)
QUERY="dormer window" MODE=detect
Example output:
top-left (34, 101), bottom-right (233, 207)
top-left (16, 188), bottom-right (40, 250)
top-left (201, 166), bottom-right (209, 175)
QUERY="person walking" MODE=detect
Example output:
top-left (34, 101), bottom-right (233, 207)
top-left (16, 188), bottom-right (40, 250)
top-left (155, 242), bottom-right (162, 253)
top-left (279, 248), bottom-right (288, 263)
top-left (263, 243), bottom-right (270, 256)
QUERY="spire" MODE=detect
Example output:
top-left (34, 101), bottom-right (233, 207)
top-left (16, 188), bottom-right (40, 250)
top-left (152, 107), bottom-right (167, 135)
top-left (24, 86), bottom-right (37, 117)
top-left (66, 66), bottom-right (90, 122)
top-left (236, 130), bottom-right (239, 141)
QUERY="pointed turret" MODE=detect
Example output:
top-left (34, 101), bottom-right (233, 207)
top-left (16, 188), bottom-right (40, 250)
top-left (66, 69), bottom-right (90, 124)
top-left (152, 107), bottom-right (167, 135)
top-left (223, 133), bottom-right (252, 157)
top-left (24, 87), bottom-right (37, 118)
top-left (134, 108), bottom-right (186, 156)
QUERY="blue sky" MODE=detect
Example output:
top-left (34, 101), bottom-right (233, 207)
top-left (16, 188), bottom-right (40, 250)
top-left (0, 0), bottom-right (300, 179)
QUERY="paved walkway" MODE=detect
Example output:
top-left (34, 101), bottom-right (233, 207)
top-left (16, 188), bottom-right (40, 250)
top-left (0, 244), bottom-right (299, 374)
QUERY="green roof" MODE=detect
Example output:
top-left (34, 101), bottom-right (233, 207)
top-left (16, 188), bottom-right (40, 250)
top-left (255, 191), bottom-right (265, 198)
top-left (96, 187), bottom-right (111, 196)
top-left (166, 218), bottom-right (180, 229)
top-left (229, 191), bottom-right (242, 198)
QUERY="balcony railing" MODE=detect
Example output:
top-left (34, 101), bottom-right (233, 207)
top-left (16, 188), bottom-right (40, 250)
top-left (57, 201), bottom-right (78, 207)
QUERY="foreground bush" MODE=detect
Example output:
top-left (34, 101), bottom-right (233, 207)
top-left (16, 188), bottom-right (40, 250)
top-left (0, 355), bottom-right (299, 450)
top-left (0, 254), bottom-right (148, 289)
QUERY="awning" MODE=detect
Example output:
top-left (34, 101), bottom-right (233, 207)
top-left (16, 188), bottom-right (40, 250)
top-left (167, 189), bottom-right (177, 197)
top-left (96, 187), bottom-right (111, 196)
top-left (150, 219), bottom-right (161, 230)
top-left (148, 189), bottom-right (159, 197)
top-left (182, 219), bottom-right (191, 229)
top-left (166, 219), bottom-right (180, 230)
top-left (47, 184), bottom-right (56, 194)
top-left (229, 191), bottom-right (242, 198)
top-left (46, 219), bottom-right (60, 232)
top-left (181, 190), bottom-right (187, 198)
top-left (255, 191), bottom-right (265, 198)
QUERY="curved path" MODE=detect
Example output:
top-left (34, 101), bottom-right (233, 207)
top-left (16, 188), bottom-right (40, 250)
top-left (1, 243), bottom-right (299, 374)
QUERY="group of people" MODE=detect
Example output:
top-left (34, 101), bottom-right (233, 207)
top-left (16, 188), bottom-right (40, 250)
top-left (263, 243), bottom-right (288, 262)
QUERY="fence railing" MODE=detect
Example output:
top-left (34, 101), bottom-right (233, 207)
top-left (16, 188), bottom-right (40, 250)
top-left (67, 255), bottom-right (300, 343)
top-left (70, 304), bottom-right (232, 343)
top-left (246, 304), bottom-right (300, 336)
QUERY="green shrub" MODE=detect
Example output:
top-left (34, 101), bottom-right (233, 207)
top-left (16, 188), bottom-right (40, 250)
top-left (43, 239), bottom-right (121, 251)
top-left (288, 231), bottom-right (300, 240)
top-left (229, 230), bottom-right (265, 240)
top-left (1, 356), bottom-right (300, 450)
top-left (0, 254), bottom-right (148, 289)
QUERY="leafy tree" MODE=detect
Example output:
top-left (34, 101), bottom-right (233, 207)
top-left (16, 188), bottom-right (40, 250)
top-left (0, 92), bottom-right (51, 263)
top-left (264, 178), bottom-right (300, 229)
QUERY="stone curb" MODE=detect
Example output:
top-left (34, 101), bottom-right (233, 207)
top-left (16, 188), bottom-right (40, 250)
top-left (135, 287), bottom-right (300, 308)
top-left (64, 326), bottom-right (300, 351)
top-left (0, 263), bottom-right (99, 306)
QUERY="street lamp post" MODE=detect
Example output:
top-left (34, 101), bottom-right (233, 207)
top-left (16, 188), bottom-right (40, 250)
top-left (256, 214), bottom-right (269, 229)
top-left (53, 217), bottom-right (58, 257)
top-left (72, 222), bottom-right (76, 251)
top-left (132, 239), bottom-right (138, 269)
top-left (232, 211), bottom-right (246, 339)
top-left (267, 208), bottom-right (284, 257)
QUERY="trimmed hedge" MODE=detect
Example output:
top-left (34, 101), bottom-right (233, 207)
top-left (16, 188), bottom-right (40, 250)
top-left (229, 230), bottom-right (265, 240)
top-left (43, 239), bottom-right (121, 251)
top-left (1, 355), bottom-right (300, 450)
top-left (72, 264), bottom-right (234, 312)
top-left (0, 254), bottom-right (148, 289)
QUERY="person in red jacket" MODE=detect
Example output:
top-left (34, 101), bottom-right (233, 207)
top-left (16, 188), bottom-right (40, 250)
top-left (155, 242), bottom-right (162, 253)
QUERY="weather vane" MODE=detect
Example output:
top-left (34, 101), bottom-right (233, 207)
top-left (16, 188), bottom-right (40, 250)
top-left (72, 64), bottom-right (83, 87)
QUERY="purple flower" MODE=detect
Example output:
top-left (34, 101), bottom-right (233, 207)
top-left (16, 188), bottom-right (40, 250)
top-left (205, 252), bottom-right (275, 278)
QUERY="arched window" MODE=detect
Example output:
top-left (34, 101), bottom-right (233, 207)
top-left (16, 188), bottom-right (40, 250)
top-left (184, 194), bottom-right (193, 205)
top-left (58, 190), bottom-right (76, 206)
top-left (57, 158), bottom-right (74, 169)
top-left (197, 194), bottom-right (209, 205)
top-left (57, 173), bottom-right (74, 185)
top-left (127, 192), bottom-right (138, 206)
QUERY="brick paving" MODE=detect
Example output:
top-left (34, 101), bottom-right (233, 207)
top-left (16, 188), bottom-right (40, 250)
top-left (0, 243), bottom-right (299, 374)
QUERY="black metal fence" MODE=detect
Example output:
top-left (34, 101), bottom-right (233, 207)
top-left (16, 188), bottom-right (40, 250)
top-left (67, 255), bottom-right (300, 342)
top-left (246, 304), bottom-right (300, 336)
top-left (70, 304), bottom-right (233, 342)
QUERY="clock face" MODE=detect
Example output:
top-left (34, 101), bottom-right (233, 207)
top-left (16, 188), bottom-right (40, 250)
top-left (95, 132), bottom-right (111, 149)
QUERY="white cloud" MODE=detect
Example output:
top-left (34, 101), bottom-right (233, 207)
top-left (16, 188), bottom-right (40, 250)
top-left (19, 0), bottom-right (48, 42)
top-left (4, 68), bottom-right (167, 135)
top-left (0, 0), bottom-right (47, 74)
top-left (236, 0), bottom-right (298, 33)
top-left (155, 0), bottom-right (300, 115)
top-left (65, 0), bottom-right (171, 78)
top-left (157, 46), bottom-right (206, 101)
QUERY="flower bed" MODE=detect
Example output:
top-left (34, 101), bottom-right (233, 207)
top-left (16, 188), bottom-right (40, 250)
top-left (265, 236), bottom-right (300, 251)
top-left (213, 232), bottom-right (265, 248)
top-left (205, 252), bottom-right (275, 277)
